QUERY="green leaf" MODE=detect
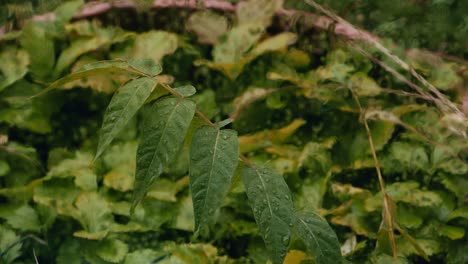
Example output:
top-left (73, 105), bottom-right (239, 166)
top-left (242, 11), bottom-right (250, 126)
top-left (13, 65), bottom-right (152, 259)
top-left (19, 22), bottom-right (55, 80)
top-left (213, 24), bottom-right (264, 64)
top-left (250, 32), bottom-right (297, 57)
top-left (124, 249), bottom-right (165, 264)
top-left (373, 254), bottom-right (410, 264)
top-left (189, 126), bottom-right (239, 232)
top-left (349, 72), bottom-right (382, 96)
top-left (172, 195), bottom-right (195, 232)
top-left (38, 60), bottom-right (139, 96)
top-left (293, 211), bottom-right (343, 264)
top-left (54, 36), bottom-right (111, 76)
top-left (447, 238), bottom-right (468, 264)
top-left (0, 225), bottom-right (22, 263)
top-left (74, 192), bottom-right (113, 234)
top-left (0, 204), bottom-right (41, 232)
top-left (174, 85), bottom-right (197, 97)
top-left (242, 164), bottom-right (294, 264)
top-left (0, 80), bottom-right (59, 134)
top-left (448, 207), bottom-right (468, 221)
top-left (56, 239), bottom-right (82, 264)
top-left (439, 225), bottom-right (465, 240)
top-left (54, 0), bottom-right (84, 23)
top-left (47, 152), bottom-right (97, 190)
top-left (133, 97), bottom-right (196, 209)
top-left (216, 119), bottom-right (233, 128)
top-left (365, 181), bottom-right (442, 210)
top-left (124, 31), bottom-right (178, 63)
top-left (128, 58), bottom-right (162, 76)
top-left (96, 77), bottom-right (156, 159)
top-left (0, 47), bottom-right (29, 91)
top-left (0, 160), bottom-right (10, 176)
top-left (95, 239), bottom-right (128, 263)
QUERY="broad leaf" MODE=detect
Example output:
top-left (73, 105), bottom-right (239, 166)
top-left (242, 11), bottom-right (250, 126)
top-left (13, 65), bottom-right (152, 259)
top-left (54, 0), bottom-right (84, 23)
top-left (187, 11), bottom-right (228, 44)
top-left (128, 58), bottom-right (162, 76)
top-left (239, 119), bottom-right (306, 153)
top-left (133, 97), bottom-right (196, 209)
top-left (54, 36), bottom-right (110, 76)
top-left (0, 47), bottom-right (29, 91)
top-left (96, 77), bottom-right (156, 159)
top-left (95, 239), bottom-right (129, 263)
top-left (0, 225), bottom-right (22, 263)
top-left (242, 164), bottom-right (295, 264)
top-left (189, 126), bottom-right (239, 232)
top-left (174, 85), bottom-right (197, 97)
top-left (0, 204), bottom-right (41, 232)
top-left (20, 22), bottom-right (55, 80)
top-left (56, 239), bottom-right (82, 264)
top-left (74, 192), bottom-right (113, 234)
top-left (47, 152), bottom-right (97, 190)
top-left (124, 249), bottom-right (164, 264)
top-left (237, 0), bottom-right (283, 27)
top-left (293, 211), bottom-right (343, 264)
top-left (37, 60), bottom-right (139, 97)
top-left (349, 72), bottom-right (382, 96)
top-left (213, 24), bottom-right (264, 64)
top-left (124, 31), bottom-right (178, 63)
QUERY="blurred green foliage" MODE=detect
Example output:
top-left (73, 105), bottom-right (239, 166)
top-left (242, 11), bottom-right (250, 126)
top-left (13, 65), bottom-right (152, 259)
top-left (0, 0), bottom-right (467, 263)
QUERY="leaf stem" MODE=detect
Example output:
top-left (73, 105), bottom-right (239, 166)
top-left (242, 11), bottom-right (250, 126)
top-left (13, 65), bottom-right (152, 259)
top-left (239, 153), bottom-right (253, 166)
top-left (350, 89), bottom-right (397, 259)
top-left (160, 83), bottom-right (217, 128)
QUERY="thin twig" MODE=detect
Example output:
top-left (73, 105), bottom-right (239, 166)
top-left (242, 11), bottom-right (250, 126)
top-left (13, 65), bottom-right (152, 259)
top-left (350, 89), bottom-right (397, 259)
top-left (239, 153), bottom-right (253, 166)
top-left (160, 82), bottom-right (217, 127)
top-left (196, 109), bottom-right (216, 127)
top-left (379, 88), bottom-right (433, 101)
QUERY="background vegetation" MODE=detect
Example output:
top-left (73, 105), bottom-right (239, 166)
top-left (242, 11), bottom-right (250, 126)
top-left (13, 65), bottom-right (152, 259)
top-left (0, 0), bottom-right (467, 263)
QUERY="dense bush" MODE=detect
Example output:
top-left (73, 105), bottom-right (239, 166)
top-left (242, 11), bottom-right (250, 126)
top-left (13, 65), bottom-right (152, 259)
top-left (0, 0), bottom-right (467, 263)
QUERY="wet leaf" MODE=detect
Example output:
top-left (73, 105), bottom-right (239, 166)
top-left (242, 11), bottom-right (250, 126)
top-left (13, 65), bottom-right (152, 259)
top-left (96, 77), bottom-right (156, 159)
top-left (242, 164), bottom-right (294, 264)
top-left (133, 97), bottom-right (195, 209)
top-left (190, 126), bottom-right (239, 232)
top-left (128, 58), bottom-right (162, 76)
top-left (174, 85), bottom-right (197, 97)
top-left (293, 211), bottom-right (343, 264)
